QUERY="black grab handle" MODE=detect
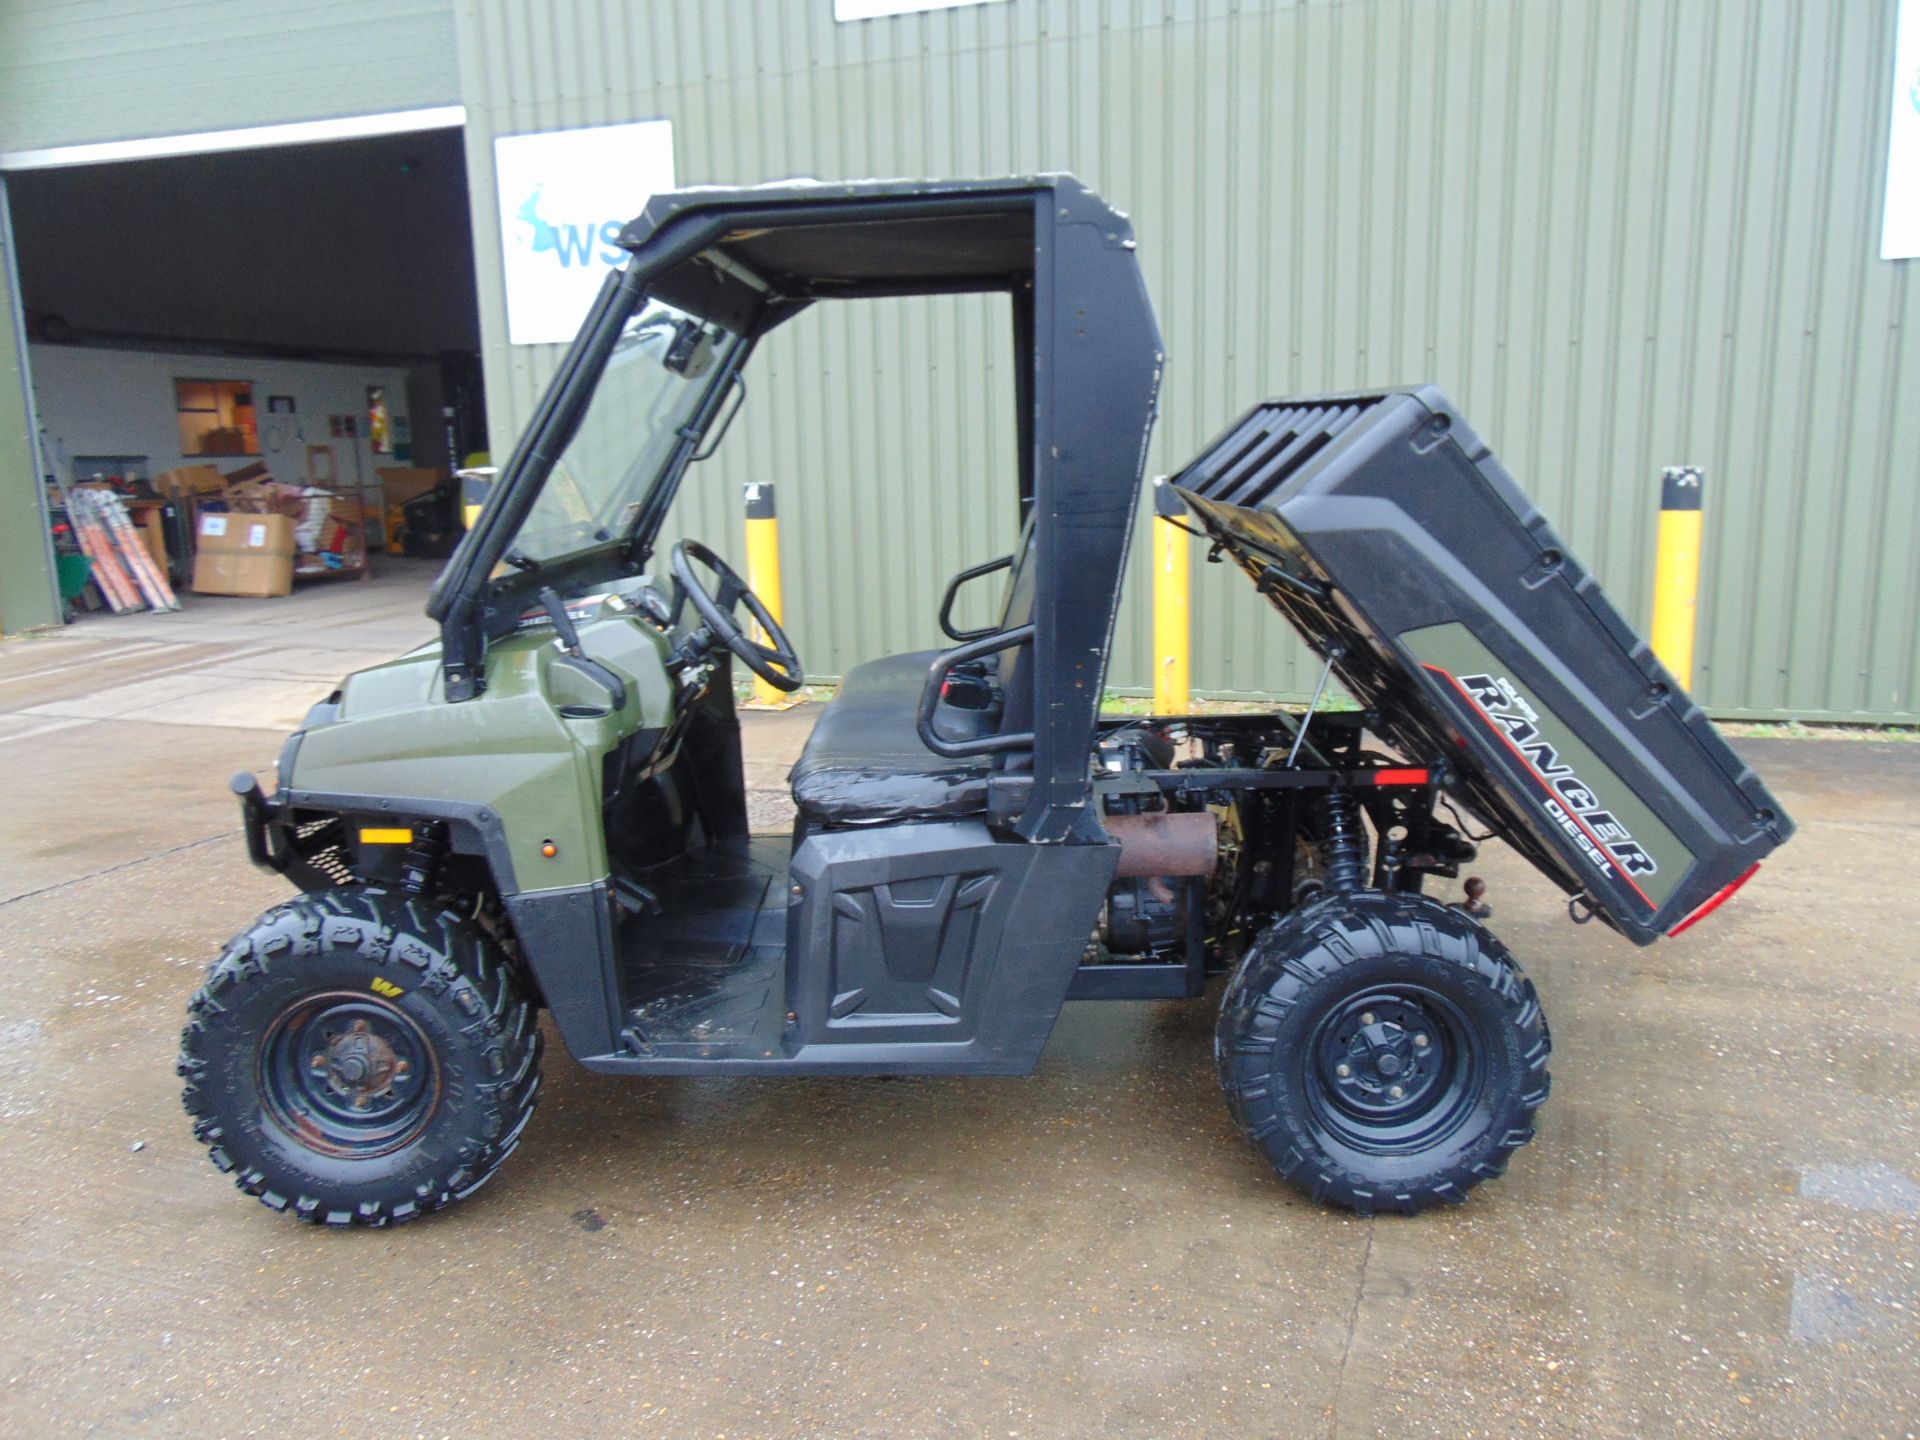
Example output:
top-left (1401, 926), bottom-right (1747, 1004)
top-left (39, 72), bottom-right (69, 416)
top-left (937, 553), bottom-right (1014, 642)
top-left (916, 624), bottom-right (1036, 759)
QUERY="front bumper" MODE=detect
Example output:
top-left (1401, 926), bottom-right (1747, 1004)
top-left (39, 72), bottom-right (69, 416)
top-left (232, 768), bottom-right (355, 892)
top-left (231, 771), bottom-right (290, 873)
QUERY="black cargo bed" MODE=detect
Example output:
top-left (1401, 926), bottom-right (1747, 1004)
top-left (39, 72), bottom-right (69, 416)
top-left (1169, 385), bottom-right (1792, 945)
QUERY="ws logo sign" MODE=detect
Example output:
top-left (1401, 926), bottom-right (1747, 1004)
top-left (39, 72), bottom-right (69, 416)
top-left (514, 185), bottom-right (628, 270)
top-left (493, 119), bottom-right (676, 345)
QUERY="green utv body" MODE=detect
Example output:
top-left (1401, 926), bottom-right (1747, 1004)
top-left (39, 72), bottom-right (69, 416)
top-left (179, 176), bottom-right (1793, 1226)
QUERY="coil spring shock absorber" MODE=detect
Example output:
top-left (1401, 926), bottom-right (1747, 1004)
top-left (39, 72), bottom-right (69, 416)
top-left (399, 822), bottom-right (447, 895)
top-left (1313, 790), bottom-right (1369, 893)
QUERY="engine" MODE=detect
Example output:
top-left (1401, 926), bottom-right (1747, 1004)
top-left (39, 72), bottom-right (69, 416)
top-left (1095, 725), bottom-right (1218, 957)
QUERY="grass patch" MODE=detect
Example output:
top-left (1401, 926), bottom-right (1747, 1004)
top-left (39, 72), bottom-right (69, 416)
top-left (1719, 720), bottom-right (1920, 743)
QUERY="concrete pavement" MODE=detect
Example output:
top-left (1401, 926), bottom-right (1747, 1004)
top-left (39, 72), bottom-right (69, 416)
top-left (0, 566), bottom-right (1915, 1438)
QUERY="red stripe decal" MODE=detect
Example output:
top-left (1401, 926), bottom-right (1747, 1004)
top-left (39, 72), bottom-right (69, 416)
top-left (1420, 662), bottom-right (1658, 913)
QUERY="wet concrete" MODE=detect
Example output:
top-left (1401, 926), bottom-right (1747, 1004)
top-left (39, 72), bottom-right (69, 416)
top-left (1, 572), bottom-right (1916, 1437)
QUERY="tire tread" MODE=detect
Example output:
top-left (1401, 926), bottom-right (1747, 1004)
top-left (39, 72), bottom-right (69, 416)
top-left (177, 886), bottom-right (542, 1228)
top-left (1215, 890), bottom-right (1551, 1217)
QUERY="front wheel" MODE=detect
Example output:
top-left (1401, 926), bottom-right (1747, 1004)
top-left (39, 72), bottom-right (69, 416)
top-left (1215, 891), bottom-right (1550, 1216)
top-left (178, 886), bottom-right (542, 1227)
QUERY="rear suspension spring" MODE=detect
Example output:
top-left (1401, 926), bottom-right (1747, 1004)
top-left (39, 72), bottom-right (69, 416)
top-left (1313, 791), bottom-right (1369, 893)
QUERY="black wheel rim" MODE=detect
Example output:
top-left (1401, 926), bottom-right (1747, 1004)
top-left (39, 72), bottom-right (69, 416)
top-left (1302, 985), bottom-right (1485, 1157)
top-left (258, 992), bottom-right (441, 1159)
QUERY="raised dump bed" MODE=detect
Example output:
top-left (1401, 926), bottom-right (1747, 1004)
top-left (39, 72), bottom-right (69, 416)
top-left (1170, 385), bottom-right (1793, 945)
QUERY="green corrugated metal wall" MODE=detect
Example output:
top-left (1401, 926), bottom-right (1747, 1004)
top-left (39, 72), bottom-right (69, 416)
top-left (0, 188), bottom-right (58, 634)
top-left (0, 0), bottom-right (459, 153)
top-left (0, 0), bottom-right (1910, 715)
top-left (453, 0), bottom-right (1920, 721)
top-left (454, 0), bottom-right (1920, 721)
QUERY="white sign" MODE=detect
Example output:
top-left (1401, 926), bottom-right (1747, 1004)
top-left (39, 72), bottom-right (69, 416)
top-left (1886, 0), bottom-right (1920, 259)
top-left (835, 0), bottom-right (1005, 21)
top-left (493, 119), bottom-right (676, 345)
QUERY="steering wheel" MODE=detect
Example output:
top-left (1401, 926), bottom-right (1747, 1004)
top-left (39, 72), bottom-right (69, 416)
top-left (669, 539), bottom-right (805, 693)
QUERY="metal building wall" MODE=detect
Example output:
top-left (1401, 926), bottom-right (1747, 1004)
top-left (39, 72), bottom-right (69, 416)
top-left (0, 187), bottom-right (58, 634)
top-left (455, 0), bottom-right (1919, 720)
top-left (0, 1), bottom-right (460, 153)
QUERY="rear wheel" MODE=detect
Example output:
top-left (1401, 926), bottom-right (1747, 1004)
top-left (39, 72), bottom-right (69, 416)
top-left (1215, 891), bottom-right (1549, 1215)
top-left (178, 886), bottom-right (541, 1226)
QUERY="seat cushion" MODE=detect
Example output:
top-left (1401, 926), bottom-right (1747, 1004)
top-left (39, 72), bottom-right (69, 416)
top-left (789, 651), bottom-right (995, 826)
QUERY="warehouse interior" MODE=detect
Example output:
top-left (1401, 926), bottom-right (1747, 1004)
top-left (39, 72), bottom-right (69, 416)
top-left (6, 122), bottom-right (484, 607)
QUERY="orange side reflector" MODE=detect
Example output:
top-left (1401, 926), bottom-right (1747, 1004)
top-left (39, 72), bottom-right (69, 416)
top-left (1372, 768), bottom-right (1432, 786)
top-left (359, 827), bottom-right (415, 845)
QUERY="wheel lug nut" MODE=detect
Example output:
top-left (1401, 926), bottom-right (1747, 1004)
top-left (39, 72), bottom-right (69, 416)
top-left (1388, 1085), bottom-right (1405, 1099)
top-left (1360, 1011), bottom-right (1376, 1026)
top-left (1335, 1063), bottom-right (1352, 1078)
top-left (1414, 1033), bottom-right (1429, 1048)
top-left (309, 1054), bottom-right (327, 1071)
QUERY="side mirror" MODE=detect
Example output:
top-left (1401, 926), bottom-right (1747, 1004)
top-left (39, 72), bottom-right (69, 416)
top-left (664, 319), bottom-right (716, 377)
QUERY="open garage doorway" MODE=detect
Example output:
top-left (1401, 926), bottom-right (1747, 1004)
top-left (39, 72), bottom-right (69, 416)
top-left (6, 120), bottom-right (483, 617)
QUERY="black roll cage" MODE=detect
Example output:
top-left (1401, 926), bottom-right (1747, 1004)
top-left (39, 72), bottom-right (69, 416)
top-left (429, 175), bottom-right (1164, 842)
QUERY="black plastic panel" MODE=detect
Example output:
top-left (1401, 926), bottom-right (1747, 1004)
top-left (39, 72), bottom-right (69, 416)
top-left (786, 820), bottom-right (1119, 1063)
top-left (571, 824), bottom-right (1118, 1076)
top-left (1172, 385), bottom-right (1793, 945)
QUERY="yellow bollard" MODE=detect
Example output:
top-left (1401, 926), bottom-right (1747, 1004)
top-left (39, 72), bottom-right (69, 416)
top-left (742, 482), bottom-right (793, 708)
top-left (1152, 482), bottom-right (1192, 715)
top-left (1650, 466), bottom-right (1704, 691)
top-left (458, 454), bottom-right (495, 531)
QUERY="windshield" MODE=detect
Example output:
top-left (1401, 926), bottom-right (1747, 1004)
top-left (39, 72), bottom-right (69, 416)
top-left (507, 298), bottom-right (740, 564)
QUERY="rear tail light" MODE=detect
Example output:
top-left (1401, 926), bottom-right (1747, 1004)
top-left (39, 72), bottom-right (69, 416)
top-left (1667, 862), bottom-right (1761, 937)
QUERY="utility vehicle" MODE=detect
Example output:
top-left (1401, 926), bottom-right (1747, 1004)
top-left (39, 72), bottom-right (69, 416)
top-left (179, 177), bottom-right (1792, 1225)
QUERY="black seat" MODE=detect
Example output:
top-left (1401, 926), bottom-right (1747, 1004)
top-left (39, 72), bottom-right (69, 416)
top-left (789, 651), bottom-right (995, 826)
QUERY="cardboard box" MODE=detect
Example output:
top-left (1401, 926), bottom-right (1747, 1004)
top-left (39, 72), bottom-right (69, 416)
top-left (154, 464), bottom-right (226, 499)
top-left (191, 511), bottom-right (295, 598)
top-left (221, 463), bottom-right (308, 518)
top-left (222, 461), bottom-right (274, 489)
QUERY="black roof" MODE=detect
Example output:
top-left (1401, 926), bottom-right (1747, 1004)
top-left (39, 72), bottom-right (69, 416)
top-left (615, 176), bottom-right (1089, 331)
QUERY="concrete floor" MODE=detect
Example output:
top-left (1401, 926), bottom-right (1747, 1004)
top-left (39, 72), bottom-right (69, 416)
top-left (0, 564), bottom-right (1915, 1438)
